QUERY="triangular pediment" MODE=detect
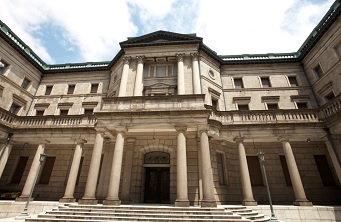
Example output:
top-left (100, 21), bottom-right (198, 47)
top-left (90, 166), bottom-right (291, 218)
top-left (120, 30), bottom-right (202, 48)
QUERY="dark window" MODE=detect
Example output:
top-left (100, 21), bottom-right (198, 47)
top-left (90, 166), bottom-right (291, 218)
top-left (76, 157), bottom-right (84, 185)
top-left (21, 78), bottom-right (31, 89)
top-left (314, 155), bottom-right (336, 186)
top-left (39, 156), bottom-right (56, 184)
top-left (267, 103), bottom-right (278, 110)
top-left (279, 155), bottom-right (292, 186)
top-left (288, 76), bottom-right (298, 87)
top-left (238, 104), bottom-right (249, 110)
top-left (60, 109), bottom-right (69, 115)
top-left (212, 99), bottom-right (218, 110)
top-left (325, 92), bottom-right (335, 101)
top-left (9, 103), bottom-right (21, 115)
top-left (11, 156), bottom-right (29, 184)
top-left (217, 153), bottom-right (226, 185)
top-left (84, 108), bottom-right (93, 115)
top-left (90, 83), bottom-right (99, 93)
top-left (45, 86), bottom-right (53, 95)
top-left (246, 156), bottom-right (264, 186)
top-left (314, 65), bottom-right (324, 77)
top-left (0, 60), bottom-right (9, 74)
top-left (261, 77), bottom-right (271, 88)
top-left (234, 78), bottom-right (244, 89)
top-left (296, 102), bottom-right (308, 109)
top-left (36, 110), bottom-right (44, 116)
top-left (67, 85), bottom-right (75, 94)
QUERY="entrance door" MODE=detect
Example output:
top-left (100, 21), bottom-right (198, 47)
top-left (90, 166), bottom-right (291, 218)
top-left (144, 167), bottom-right (170, 203)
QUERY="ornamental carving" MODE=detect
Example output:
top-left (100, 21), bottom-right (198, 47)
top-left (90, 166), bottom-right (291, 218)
top-left (122, 56), bottom-right (131, 65)
top-left (144, 151), bottom-right (170, 164)
top-left (176, 53), bottom-right (185, 62)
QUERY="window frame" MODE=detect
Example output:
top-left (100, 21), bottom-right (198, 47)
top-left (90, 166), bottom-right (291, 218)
top-left (0, 59), bottom-right (10, 74)
top-left (260, 76), bottom-right (271, 88)
top-left (67, 84), bottom-right (75, 95)
top-left (21, 77), bottom-right (31, 90)
top-left (288, 76), bottom-right (298, 87)
top-left (90, 83), bottom-right (99, 94)
top-left (314, 64), bottom-right (324, 77)
top-left (233, 77), bottom-right (244, 89)
top-left (45, 85), bottom-right (53, 95)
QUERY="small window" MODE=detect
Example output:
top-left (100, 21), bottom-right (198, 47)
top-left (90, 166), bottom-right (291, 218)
top-left (325, 92), bottom-right (335, 101)
top-left (296, 102), bottom-right (308, 109)
top-left (45, 86), bottom-right (53, 95)
top-left (279, 155), bottom-right (292, 186)
top-left (261, 77), bottom-right (271, 88)
top-left (314, 65), bottom-right (324, 77)
top-left (21, 78), bottom-right (31, 89)
top-left (11, 156), bottom-right (29, 184)
top-left (36, 110), bottom-right (45, 116)
top-left (234, 78), bottom-right (244, 89)
top-left (246, 156), bottom-right (264, 186)
top-left (67, 85), bottom-right (75, 94)
top-left (314, 155), bottom-right (336, 186)
top-left (217, 152), bottom-right (226, 185)
top-left (9, 103), bottom-right (21, 115)
top-left (288, 76), bottom-right (298, 87)
top-left (212, 98), bottom-right (218, 110)
top-left (90, 83), bottom-right (99, 93)
top-left (0, 60), bottom-right (9, 74)
top-left (84, 108), bottom-right (93, 115)
top-left (267, 103), bottom-right (278, 110)
top-left (238, 104), bottom-right (249, 111)
top-left (38, 156), bottom-right (56, 184)
top-left (60, 109), bottom-right (69, 115)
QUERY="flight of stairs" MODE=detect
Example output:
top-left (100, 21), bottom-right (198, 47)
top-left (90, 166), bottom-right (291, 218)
top-left (25, 204), bottom-right (270, 222)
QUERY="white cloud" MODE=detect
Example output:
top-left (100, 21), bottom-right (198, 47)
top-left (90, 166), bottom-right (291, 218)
top-left (0, 0), bottom-right (335, 64)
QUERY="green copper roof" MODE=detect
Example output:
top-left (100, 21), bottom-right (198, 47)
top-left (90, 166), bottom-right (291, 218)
top-left (0, 0), bottom-right (340, 72)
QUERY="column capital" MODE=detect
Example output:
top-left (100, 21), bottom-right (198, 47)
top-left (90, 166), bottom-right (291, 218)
top-left (176, 53), bottom-right (185, 62)
top-left (278, 136), bottom-right (289, 142)
top-left (76, 139), bottom-right (87, 145)
top-left (114, 127), bottom-right (127, 135)
top-left (175, 125), bottom-right (187, 133)
top-left (122, 56), bottom-right (131, 65)
top-left (136, 55), bottom-right (145, 64)
top-left (234, 137), bottom-right (244, 143)
top-left (37, 139), bottom-right (50, 145)
top-left (190, 53), bottom-right (199, 61)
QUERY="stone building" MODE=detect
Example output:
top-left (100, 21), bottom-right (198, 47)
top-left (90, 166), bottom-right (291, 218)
top-left (0, 1), bottom-right (340, 208)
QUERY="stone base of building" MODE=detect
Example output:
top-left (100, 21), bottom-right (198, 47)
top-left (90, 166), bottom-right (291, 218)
top-left (15, 197), bottom-right (32, 202)
top-left (59, 198), bottom-right (76, 203)
top-left (293, 200), bottom-right (313, 206)
top-left (201, 199), bottom-right (217, 207)
top-left (103, 199), bottom-right (121, 206)
top-left (175, 199), bottom-right (190, 207)
top-left (78, 198), bottom-right (98, 205)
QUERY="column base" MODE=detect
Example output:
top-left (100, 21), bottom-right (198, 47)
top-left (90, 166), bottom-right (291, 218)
top-left (293, 200), bottom-right (313, 206)
top-left (78, 198), bottom-right (98, 205)
top-left (59, 197), bottom-right (76, 203)
top-left (201, 199), bottom-right (217, 207)
top-left (242, 200), bottom-right (257, 206)
top-left (103, 199), bottom-right (121, 206)
top-left (15, 196), bottom-right (32, 202)
top-left (175, 199), bottom-right (190, 207)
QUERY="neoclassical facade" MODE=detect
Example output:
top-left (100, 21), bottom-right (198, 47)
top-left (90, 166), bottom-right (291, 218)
top-left (0, 1), bottom-right (341, 208)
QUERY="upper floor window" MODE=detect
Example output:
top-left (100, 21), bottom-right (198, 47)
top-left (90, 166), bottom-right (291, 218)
top-left (325, 92), bottom-right (335, 102)
top-left (84, 108), bottom-right (93, 115)
top-left (296, 102), bottom-right (308, 109)
top-left (45, 86), bottom-right (53, 95)
top-left (314, 64), bottom-right (324, 77)
top-left (288, 76), bottom-right (298, 87)
top-left (261, 77), bottom-right (271, 88)
top-left (0, 60), bottom-right (9, 74)
top-left (238, 104), bottom-right (249, 110)
top-left (10, 103), bottom-right (22, 115)
top-left (21, 77), bottom-right (31, 89)
top-left (145, 64), bottom-right (175, 78)
top-left (91, 83), bottom-right (99, 93)
top-left (36, 110), bottom-right (45, 116)
top-left (233, 78), bottom-right (244, 89)
top-left (60, 109), bottom-right (69, 115)
top-left (266, 103), bottom-right (278, 110)
top-left (68, 84), bottom-right (75, 94)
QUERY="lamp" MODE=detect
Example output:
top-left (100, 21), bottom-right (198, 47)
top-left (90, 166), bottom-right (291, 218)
top-left (258, 151), bottom-right (279, 222)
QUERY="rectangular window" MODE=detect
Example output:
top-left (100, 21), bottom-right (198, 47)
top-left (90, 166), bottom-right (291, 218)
top-left (246, 156), bottom-right (264, 186)
top-left (11, 156), bottom-right (29, 184)
top-left (21, 78), bottom-right (31, 89)
top-left (0, 60), bottom-right (9, 74)
top-left (84, 108), bottom-right (93, 115)
top-left (60, 109), bottom-right (69, 115)
top-left (212, 98), bottom-right (218, 110)
top-left (90, 83), bottom-right (99, 93)
top-left (156, 66), bottom-right (167, 77)
top-left (234, 78), bottom-right (244, 89)
top-left (9, 103), bottom-right (21, 115)
top-left (261, 77), bottom-right (271, 88)
top-left (45, 86), bottom-right (53, 95)
top-left (279, 155), bottom-right (292, 186)
top-left (296, 102), bottom-right (308, 109)
top-left (36, 110), bottom-right (45, 116)
top-left (314, 65), bottom-right (324, 77)
top-left (288, 76), bottom-right (298, 87)
top-left (325, 92), bottom-right (335, 101)
top-left (67, 85), bottom-right (75, 94)
top-left (217, 153), bottom-right (226, 185)
top-left (314, 155), bottom-right (336, 186)
top-left (238, 104), bottom-right (249, 111)
top-left (39, 156), bottom-right (56, 184)
top-left (267, 103), bottom-right (278, 110)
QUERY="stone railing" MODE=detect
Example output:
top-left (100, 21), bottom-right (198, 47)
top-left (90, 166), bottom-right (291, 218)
top-left (319, 94), bottom-right (341, 119)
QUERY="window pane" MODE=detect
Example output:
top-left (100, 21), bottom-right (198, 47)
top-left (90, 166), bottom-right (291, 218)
top-left (10, 103), bottom-right (21, 114)
top-left (91, 84), bottom-right (98, 93)
top-left (314, 155), bottom-right (336, 186)
top-left (11, 156), bottom-right (29, 184)
top-left (238, 104), bottom-right (249, 110)
top-left (279, 155), bottom-right (292, 186)
top-left (84, 108), bottom-right (93, 114)
top-left (68, 85), bottom-right (75, 94)
top-left (288, 76), bottom-right (298, 87)
top-left (297, 102), bottom-right (308, 109)
top-left (36, 110), bottom-right (44, 116)
top-left (267, 103), bottom-right (278, 110)
top-left (167, 65), bottom-right (173, 76)
top-left (325, 92), bottom-right (335, 101)
top-left (45, 86), bottom-right (52, 95)
top-left (246, 156), bottom-right (263, 186)
top-left (21, 78), bottom-right (31, 89)
top-left (39, 156), bottom-right (56, 184)
top-left (261, 77), bottom-right (271, 87)
top-left (60, 109), bottom-right (69, 115)
top-left (234, 78), bottom-right (243, 89)
top-left (314, 65), bottom-right (323, 77)
top-left (156, 66), bottom-right (166, 77)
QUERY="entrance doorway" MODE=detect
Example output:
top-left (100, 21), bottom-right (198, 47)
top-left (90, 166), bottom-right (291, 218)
top-left (144, 167), bottom-right (170, 203)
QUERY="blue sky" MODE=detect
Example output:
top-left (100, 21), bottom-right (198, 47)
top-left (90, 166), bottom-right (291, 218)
top-left (0, 0), bottom-right (334, 64)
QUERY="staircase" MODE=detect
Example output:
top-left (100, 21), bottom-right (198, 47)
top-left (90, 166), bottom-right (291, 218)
top-left (25, 204), bottom-right (270, 222)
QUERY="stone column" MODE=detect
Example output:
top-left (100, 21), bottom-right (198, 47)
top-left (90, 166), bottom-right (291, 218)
top-left (60, 140), bottom-right (86, 202)
top-left (280, 139), bottom-right (312, 206)
top-left (0, 143), bottom-right (12, 178)
top-left (118, 56), bottom-right (131, 97)
top-left (323, 136), bottom-right (341, 184)
top-left (175, 126), bottom-right (189, 207)
top-left (197, 138), bottom-right (203, 205)
top-left (103, 128), bottom-right (126, 205)
top-left (199, 129), bottom-right (216, 207)
top-left (133, 56), bottom-right (145, 96)
top-left (79, 132), bottom-right (104, 205)
top-left (176, 53), bottom-right (185, 95)
top-left (191, 53), bottom-right (201, 94)
top-left (16, 141), bottom-right (49, 202)
top-left (235, 137), bottom-right (257, 206)
top-left (120, 138), bottom-right (135, 203)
